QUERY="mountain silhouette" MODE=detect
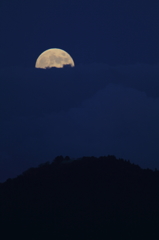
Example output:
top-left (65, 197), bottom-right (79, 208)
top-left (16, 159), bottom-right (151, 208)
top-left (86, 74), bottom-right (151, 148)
top-left (0, 155), bottom-right (159, 239)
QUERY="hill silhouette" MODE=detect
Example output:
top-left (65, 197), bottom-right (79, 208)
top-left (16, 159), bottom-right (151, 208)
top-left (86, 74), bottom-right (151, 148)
top-left (0, 155), bottom-right (159, 239)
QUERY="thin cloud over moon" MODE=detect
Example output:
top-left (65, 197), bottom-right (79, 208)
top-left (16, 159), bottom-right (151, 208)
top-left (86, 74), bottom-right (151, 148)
top-left (35, 48), bottom-right (75, 69)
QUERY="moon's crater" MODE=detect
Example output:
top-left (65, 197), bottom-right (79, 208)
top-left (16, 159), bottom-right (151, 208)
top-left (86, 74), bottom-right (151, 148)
top-left (35, 48), bottom-right (75, 69)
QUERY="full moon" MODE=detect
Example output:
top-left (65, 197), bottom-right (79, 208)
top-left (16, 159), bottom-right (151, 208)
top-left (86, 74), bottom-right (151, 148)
top-left (35, 48), bottom-right (75, 69)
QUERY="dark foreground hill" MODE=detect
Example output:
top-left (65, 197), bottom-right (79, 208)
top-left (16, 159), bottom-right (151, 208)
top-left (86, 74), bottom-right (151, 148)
top-left (0, 155), bottom-right (159, 239)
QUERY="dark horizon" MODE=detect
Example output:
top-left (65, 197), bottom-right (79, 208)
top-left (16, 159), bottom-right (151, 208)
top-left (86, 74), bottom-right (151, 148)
top-left (0, 155), bottom-right (159, 239)
top-left (1, 153), bottom-right (158, 183)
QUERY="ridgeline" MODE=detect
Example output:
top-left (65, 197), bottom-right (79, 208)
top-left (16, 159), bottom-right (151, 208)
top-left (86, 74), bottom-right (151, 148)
top-left (0, 155), bottom-right (159, 239)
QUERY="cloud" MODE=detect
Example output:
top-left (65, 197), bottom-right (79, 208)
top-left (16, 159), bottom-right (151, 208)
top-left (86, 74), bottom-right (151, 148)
top-left (1, 63), bottom-right (158, 120)
top-left (0, 63), bottom-right (159, 181)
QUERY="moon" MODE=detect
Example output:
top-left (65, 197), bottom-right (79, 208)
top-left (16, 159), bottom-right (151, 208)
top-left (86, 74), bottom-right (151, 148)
top-left (35, 48), bottom-right (75, 69)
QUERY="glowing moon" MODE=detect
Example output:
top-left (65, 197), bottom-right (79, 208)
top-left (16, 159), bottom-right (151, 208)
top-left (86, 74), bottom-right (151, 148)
top-left (35, 48), bottom-right (75, 69)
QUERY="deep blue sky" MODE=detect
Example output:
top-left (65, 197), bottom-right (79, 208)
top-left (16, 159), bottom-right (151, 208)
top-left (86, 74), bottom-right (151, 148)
top-left (0, 0), bottom-right (158, 67)
top-left (0, 0), bottom-right (159, 182)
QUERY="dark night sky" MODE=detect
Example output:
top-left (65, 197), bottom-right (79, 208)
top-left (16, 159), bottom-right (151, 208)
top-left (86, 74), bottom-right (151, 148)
top-left (0, 0), bottom-right (159, 182)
